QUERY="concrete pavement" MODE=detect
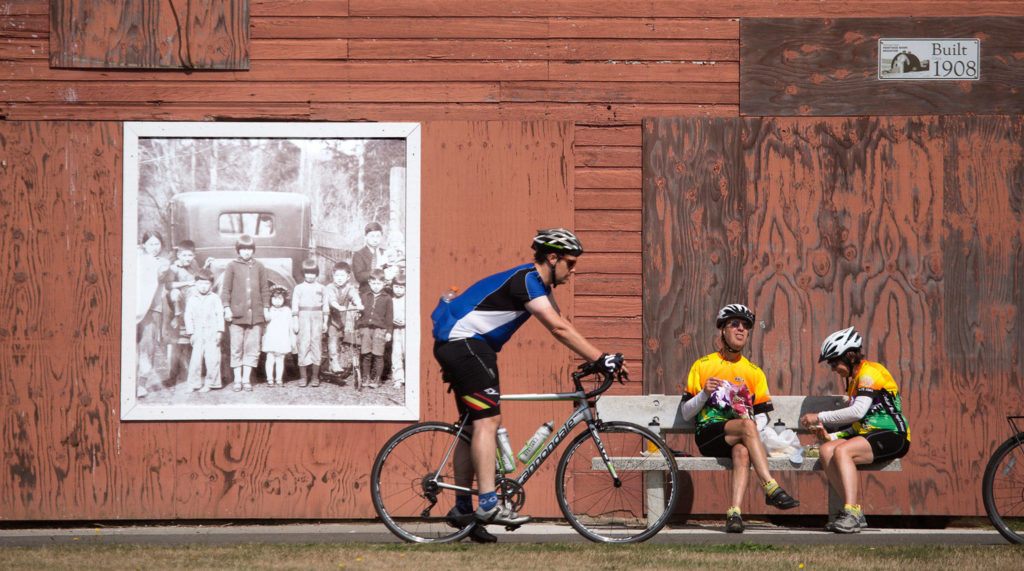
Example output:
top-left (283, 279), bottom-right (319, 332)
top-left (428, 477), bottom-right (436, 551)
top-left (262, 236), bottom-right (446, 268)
top-left (0, 521), bottom-right (1009, 547)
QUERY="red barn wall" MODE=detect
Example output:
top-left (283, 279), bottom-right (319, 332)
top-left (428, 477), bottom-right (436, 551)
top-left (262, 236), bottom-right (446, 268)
top-left (2, 0), bottom-right (1023, 519)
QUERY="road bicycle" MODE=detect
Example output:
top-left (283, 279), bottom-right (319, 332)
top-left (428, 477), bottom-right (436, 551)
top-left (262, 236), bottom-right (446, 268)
top-left (370, 359), bottom-right (681, 543)
top-left (982, 415), bottom-right (1024, 544)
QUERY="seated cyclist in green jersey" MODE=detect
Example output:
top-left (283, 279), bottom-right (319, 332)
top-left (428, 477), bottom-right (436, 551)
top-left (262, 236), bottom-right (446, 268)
top-left (680, 304), bottom-right (800, 534)
top-left (800, 327), bottom-right (910, 534)
top-left (431, 228), bottom-right (628, 543)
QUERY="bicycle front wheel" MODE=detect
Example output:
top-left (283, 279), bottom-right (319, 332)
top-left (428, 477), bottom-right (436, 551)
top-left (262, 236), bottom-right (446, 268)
top-left (556, 421), bottom-right (680, 543)
top-left (370, 422), bottom-right (474, 543)
top-left (982, 432), bottom-right (1024, 544)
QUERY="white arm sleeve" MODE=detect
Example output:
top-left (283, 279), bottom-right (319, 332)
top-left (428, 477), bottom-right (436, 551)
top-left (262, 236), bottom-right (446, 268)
top-left (818, 395), bottom-right (873, 426)
top-left (754, 412), bottom-right (769, 432)
top-left (679, 391), bottom-right (708, 421)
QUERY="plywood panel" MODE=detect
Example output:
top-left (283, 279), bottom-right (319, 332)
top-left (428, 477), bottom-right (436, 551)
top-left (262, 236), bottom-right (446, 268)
top-left (50, 0), bottom-right (249, 70)
top-left (643, 118), bottom-right (747, 396)
top-left (741, 18), bottom-right (1024, 116)
top-left (643, 115), bottom-right (1022, 516)
top-left (0, 120), bottom-right (576, 520)
top-left (941, 115), bottom-right (1024, 513)
top-left (0, 121), bottom-right (126, 519)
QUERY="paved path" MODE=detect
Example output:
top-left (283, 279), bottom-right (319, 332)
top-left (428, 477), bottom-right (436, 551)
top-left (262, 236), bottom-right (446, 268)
top-left (0, 522), bottom-right (1008, 547)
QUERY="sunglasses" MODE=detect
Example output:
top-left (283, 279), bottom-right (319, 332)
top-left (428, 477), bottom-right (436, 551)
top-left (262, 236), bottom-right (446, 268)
top-left (826, 357), bottom-right (842, 369)
top-left (559, 256), bottom-right (578, 270)
top-left (726, 319), bottom-right (751, 330)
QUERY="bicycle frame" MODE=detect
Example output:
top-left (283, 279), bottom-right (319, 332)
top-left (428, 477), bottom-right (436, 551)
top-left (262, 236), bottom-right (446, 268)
top-left (1006, 416), bottom-right (1024, 442)
top-left (432, 386), bottom-right (619, 497)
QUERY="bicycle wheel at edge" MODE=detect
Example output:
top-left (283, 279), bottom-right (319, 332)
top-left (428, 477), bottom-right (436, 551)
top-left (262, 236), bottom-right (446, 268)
top-left (556, 421), bottom-right (680, 543)
top-left (982, 432), bottom-right (1024, 544)
top-left (370, 422), bottom-right (475, 543)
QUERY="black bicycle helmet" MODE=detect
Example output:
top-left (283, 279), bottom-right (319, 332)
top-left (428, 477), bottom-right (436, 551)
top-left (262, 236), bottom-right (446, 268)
top-left (532, 228), bottom-right (584, 257)
top-left (818, 327), bottom-right (863, 363)
top-left (716, 304), bottom-right (755, 329)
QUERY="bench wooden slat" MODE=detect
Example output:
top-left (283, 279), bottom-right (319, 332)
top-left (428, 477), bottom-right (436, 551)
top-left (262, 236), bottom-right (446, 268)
top-left (592, 456), bottom-right (901, 472)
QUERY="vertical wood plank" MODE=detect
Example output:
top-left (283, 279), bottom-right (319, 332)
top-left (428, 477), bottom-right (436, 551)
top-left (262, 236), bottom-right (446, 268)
top-left (942, 115), bottom-right (1024, 513)
top-left (643, 117), bottom-right (746, 396)
top-left (421, 121), bottom-right (575, 516)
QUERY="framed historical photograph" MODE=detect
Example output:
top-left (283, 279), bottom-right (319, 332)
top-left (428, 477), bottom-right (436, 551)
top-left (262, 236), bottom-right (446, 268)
top-left (120, 122), bottom-right (421, 421)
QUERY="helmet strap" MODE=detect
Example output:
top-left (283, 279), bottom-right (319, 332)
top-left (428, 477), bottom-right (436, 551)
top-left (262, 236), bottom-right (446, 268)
top-left (719, 331), bottom-right (742, 356)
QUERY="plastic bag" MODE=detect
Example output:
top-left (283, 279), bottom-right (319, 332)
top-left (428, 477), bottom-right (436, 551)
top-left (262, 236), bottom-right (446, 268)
top-left (709, 379), bottom-right (754, 418)
top-left (759, 426), bottom-right (801, 457)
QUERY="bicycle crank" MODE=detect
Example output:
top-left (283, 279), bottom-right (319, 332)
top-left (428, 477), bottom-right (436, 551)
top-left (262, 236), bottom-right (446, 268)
top-left (495, 476), bottom-right (526, 512)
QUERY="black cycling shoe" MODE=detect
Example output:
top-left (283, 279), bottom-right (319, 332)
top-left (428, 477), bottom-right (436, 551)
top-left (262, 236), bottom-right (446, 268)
top-left (445, 508), bottom-right (498, 542)
top-left (467, 525), bottom-right (498, 543)
top-left (765, 487), bottom-right (800, 509)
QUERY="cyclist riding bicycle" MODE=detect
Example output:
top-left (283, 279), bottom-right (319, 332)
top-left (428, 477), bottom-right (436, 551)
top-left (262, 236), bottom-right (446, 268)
top-left (679, 304), bottom-right (800, 533)
top-left (431, 228), bottom-right (627, 542)
top-left (800, 327), bottom-right (911, 533)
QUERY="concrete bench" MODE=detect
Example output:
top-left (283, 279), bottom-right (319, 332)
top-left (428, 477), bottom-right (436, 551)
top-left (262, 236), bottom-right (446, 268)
top-left (594, 395), bottom-right (902, 520)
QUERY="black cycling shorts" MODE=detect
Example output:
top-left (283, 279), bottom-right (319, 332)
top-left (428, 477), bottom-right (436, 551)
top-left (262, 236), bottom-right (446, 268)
top-left (694, 421), bottom-right (735, 458)
top-left (844, 430), bottom-right (910, 462)
top-left (433, 338), bottom-right (501, 421)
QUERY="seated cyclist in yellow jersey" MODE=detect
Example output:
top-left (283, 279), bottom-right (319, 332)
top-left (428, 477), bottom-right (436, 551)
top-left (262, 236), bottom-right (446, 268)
top-left (800, 327), bottom-right (910, 534)
top-left (679, 304), bottom-right (800, 534)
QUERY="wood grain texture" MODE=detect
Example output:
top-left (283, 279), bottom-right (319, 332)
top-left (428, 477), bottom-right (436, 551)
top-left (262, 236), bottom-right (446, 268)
top-left (49, 0), bottom-right (249, 70)
top-left (940, 115), bottom-right (1024, 513)
top-left (643, 115), bottom-right (1022, 516)
top-left (0, 120), bottom-right (579, 520)
top-left (643, 118), bottom-right (747, 396)
top-left (741, 17), bottom-right (1024, 116)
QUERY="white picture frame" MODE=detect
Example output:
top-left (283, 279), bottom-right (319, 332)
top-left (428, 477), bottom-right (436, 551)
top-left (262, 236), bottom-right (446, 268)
top-left (121, 122), bottom-right (421, 421)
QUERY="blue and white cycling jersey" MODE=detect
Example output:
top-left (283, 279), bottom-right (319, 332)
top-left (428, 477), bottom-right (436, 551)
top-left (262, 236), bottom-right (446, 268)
top-left (431, 263), bottom-right (552, 351)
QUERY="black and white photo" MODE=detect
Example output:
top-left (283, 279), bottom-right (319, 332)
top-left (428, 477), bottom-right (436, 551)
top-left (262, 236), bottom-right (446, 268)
top-left (121, 122), bottom-right (421, 420)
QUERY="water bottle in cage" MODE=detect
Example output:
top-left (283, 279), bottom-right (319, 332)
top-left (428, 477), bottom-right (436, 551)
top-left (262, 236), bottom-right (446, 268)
top-left (495, 427), bottom-right (516, 474)
top-left (517, 421), bottom-right (553, 463)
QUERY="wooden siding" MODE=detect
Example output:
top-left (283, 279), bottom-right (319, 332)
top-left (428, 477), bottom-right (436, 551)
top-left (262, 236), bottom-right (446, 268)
top-left (741, 18), bottom-right (1024, 116)
top-left (643, 116), bottom-right (1023, 516)
top-left (3, 0), bottom-right (1024, 520)
top-left (49, 0), bottom-right (249, 70)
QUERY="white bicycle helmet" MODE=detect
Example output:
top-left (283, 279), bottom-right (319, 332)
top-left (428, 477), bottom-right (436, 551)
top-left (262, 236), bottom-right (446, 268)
top-left (532, 228), bottom-right (584, 256)
top-left (819, 327), bottom-right (863, 362)
top-left (716, 304), bottom-right (755, 328)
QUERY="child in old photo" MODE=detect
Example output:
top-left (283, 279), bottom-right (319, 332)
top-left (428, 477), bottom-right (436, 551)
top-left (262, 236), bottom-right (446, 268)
top-left (389, 272), bottom-right (407, 387)
top-left (325, 261), bottom-right (363, 383)
top-left (184, 269), bottom-right (223, 392)
top-left (262, 285), bottom-right (294, 387)
top-left (164, 239), bottom-right (202, 388)
top-left (166, 240), bottom-right (200, 324)
top-left (357, 269), bottom-right (393, 389)
top-left (292, 258), bottom-right (325, 388)
top-left (220, 233), bottom-right (269, 392)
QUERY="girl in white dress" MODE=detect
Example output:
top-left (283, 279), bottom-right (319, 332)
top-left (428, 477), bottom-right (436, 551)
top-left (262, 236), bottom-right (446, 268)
top-left (262, 285), bottom-right (295, 387)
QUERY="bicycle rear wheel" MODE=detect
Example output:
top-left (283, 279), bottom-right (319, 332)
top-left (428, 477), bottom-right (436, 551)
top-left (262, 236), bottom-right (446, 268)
top-left (982, 432), bottom-right (1024, 544)
top-left (370, 422), bottom-right (474, 543)
top-left (556, 421), bottom-right (680, 543)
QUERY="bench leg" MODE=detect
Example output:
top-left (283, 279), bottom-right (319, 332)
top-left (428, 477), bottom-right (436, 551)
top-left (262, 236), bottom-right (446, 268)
top-left (646, 470), bottom-right (665, 522)
top-left (827, 484), bottom-right (843, 516)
